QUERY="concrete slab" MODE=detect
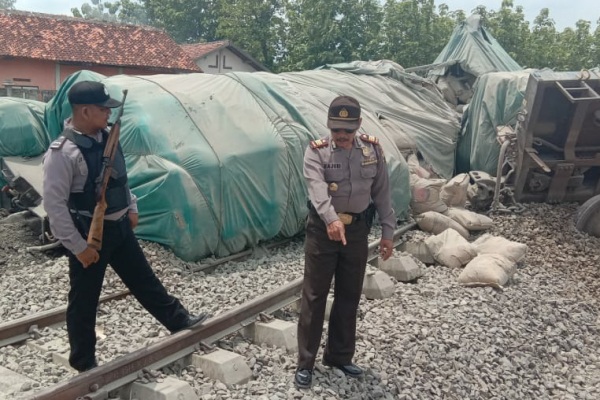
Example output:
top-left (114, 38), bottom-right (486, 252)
top-left (0, 366), bottom-right (39, 400)
top-left (128, 377), bottom-right (198, 400)
top-left (191, 349), bottom-right (252, 385)
top-left (378, 255), bottom-right (423, 282)
top-left (26, 337), bottom-right (71, 370)
top-left (362, 270), bottom-right (395, 299)
top-left (251, 319), bottom-right (297, 353)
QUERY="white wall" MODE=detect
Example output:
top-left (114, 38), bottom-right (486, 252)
top-left (196, 48), bottom-right (257, 74)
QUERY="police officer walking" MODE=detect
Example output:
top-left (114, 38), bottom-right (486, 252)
top-left (295, 95), bottom-right (396, 388)
top-left (43, 81), bottom-right (209, 372)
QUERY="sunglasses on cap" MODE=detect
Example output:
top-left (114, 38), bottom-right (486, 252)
top-left (332, 128), bottom-right (356, 134)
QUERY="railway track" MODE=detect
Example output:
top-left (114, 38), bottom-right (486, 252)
top-left (0, 236), bottom-right (303, 349)
top-left (8, 223), bottom-right (415, 399)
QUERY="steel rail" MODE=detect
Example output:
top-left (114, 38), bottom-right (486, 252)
top-left (29, 222), bottom-right (416, 400)
top-left (0, 237), bottom-right (303, 348)
top-left (31, 278), bottom-right (305, 400)
top-left (0, 291), bottom-right (130, 348)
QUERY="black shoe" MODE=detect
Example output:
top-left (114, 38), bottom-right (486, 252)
top-left (171, 312), bottom-right (210, 333)
top-left (78, 360), bottom-right (98, 373)
top-left (323, 360), bottom-right (363, 377)
top-left (294, 368), bottom-right (312, 388)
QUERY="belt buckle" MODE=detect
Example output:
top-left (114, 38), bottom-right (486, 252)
top-left (337, 213), bottom-right (353, 225)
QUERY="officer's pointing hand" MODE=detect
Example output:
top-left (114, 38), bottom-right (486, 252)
top-left (327, 220), bottom-right (347, 245)
top-left (76, 246), bottom-right (100, 268)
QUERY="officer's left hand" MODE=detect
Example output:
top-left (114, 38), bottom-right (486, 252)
top-left (128, 211), bottom-right (139, 229)
top-left (380, 239), bottom-right (393, 261)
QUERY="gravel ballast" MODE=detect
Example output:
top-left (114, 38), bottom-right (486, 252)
top-left (0, 203), bottom-right (599, 399)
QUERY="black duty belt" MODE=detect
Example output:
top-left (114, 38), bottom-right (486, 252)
top-left (307, 201), bottom-right (366, 225)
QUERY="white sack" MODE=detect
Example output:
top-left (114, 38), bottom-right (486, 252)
top-left (440, 173), bottom-right (469, 207)
top-left (458, 254), bottom-right (516, 289)
top-left (415, 211), bottom-right (469, 239)
top-left (410, 175), bottom-right (448, 215)
top-left (445, 207), bottom-right (494, 231)
top-left (425, 229), bottom-right (477, 268)
top-left (473, 234), bottom-right (528, 263)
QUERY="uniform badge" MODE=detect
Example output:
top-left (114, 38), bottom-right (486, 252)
top-left (362, 147), bottom-right (371, 157)
top-left (339, 108), bottom-right (349, 118)
top-left (309, 138), bottom-right (329, 149)
top-left (329, 183), bottom-right (338, 192)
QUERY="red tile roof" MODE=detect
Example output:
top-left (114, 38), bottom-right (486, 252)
top-left (181, 40), bottom-right (230, 59)
top-left (0, 10), bottom-right (201, 72)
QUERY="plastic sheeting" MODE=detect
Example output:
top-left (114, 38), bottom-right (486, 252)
top-left (428, 15), bottom-right (522, 79)
top-left (0, 97), bottom-right (49, 157)
top-left (456, 70), bottom-right (531, 174)
top-left (44, 64), bottom-right (458, 261)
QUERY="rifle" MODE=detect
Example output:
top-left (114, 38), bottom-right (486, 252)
top-left (87, 90), bottom-right (128, 251)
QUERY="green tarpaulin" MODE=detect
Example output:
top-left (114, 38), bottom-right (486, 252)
top-left (43, 63), bottom-right (457, 261)
top-left (456, 70), bottom-right (531, 174)
top-left (0, 97), bottom-right (49, 157)
top-left (428, 15), bottom-right (522, 79)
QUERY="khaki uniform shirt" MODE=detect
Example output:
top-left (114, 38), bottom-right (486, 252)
top-left (303, 134), bottom-right (395, 239)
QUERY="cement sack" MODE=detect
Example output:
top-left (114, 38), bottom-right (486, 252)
top-left (458, 254), bottom-right (516, 289)
top-left (415, 211), bottom-right (469, 239)
top-left (473, 234), bottom-right (527, 263)
top-left (399, 239), bottom-right (435, 264)
top-left (425, 229), bottom-right (477, 268)
top-left (445, 207), bottom-right (493, 231)
top-left (406, 153), bottom-right (431, 179)
top-left (440, 173), bottom-right (469, 207)
top-left (410, 175), bottom-right (448, 215)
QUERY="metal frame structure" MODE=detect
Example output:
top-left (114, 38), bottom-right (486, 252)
top-left (513, 70), bottom-right (600, 203)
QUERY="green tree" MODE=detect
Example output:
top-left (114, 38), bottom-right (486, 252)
top-left (379, 0), bottom-right (456, 68)
top-left (282, 0), bottom-right (346, 71)
top-left (72, 0), bottom-right (148, 24)
top-left (0, 0), bottom-right (15, 9)
top-left (525, 8), bottom-right (558, 68)
top-left (593, 18), bottom-right (600, 67)
top-left (555, 20), bottom-right (594, 70)
top-left (142, 0), bottom-right (220, 43)
top-left (337, 0), bottom-right (383, 62)
top-left (216, 0), bottom-right (285, 71)
top-left (484, 0), bottom-right (530, 65)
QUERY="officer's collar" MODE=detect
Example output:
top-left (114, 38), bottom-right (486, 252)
top-left (330, 134), bottom-right (361, 151)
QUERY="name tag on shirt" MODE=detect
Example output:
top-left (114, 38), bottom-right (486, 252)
top-left (324, 163), bottom-right (342, 169)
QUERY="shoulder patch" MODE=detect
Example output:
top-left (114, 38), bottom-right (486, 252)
top-left (360, 134), bottom-right (379, 144)
top-left (50, 136), bottom-right (67, 150)
top-left (309, 138), bottom-right (329, 149)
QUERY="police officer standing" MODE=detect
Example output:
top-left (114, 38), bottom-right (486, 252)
top-left (295, 95), bottom-right (396, 388)
top-left (42, 81), bottom-right (208, 372)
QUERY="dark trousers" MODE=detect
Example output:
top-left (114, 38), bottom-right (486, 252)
top-left (67, 216), bottom-right (189, 371)
top-left (297, 211), bottom-right (369, 370)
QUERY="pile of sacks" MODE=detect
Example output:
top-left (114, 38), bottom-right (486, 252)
top-left (405, 154), bottom-right (527, 288)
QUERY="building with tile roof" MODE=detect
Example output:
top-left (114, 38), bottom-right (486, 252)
top-left (181, 40), bottom-right (269, 74)
top-left (0, 10), bottom-right (201, 101)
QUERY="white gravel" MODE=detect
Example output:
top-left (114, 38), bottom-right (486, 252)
top-left (1, 203), bottom-right (599, 400)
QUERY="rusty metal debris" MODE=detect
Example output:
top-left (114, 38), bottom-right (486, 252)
top-left (511, 70), bottom-right (600, 203)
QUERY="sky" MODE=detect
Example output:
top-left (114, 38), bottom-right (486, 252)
top-left (12, 0), bottom-right (600, 32)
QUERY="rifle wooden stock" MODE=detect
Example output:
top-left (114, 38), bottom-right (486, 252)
top-left (86, 90), bottom-right (128, 250)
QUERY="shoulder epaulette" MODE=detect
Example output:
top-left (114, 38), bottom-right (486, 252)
top-left (360, 134), bottom-right (379, 144)
top-left (309, 138), bottom-right (329, 149)
top-left (49, 136), bottom-right (68, 150)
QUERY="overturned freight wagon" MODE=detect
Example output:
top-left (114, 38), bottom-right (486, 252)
top-left (41, 64), bottom-right (459, 261)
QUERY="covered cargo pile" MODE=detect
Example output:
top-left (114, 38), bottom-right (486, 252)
top-left (44, 64), bottom-right (459, 261)
top-left (427, 15), bottom-right (522, 110)
top-left (0, 97), bottom-right (49, 158)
